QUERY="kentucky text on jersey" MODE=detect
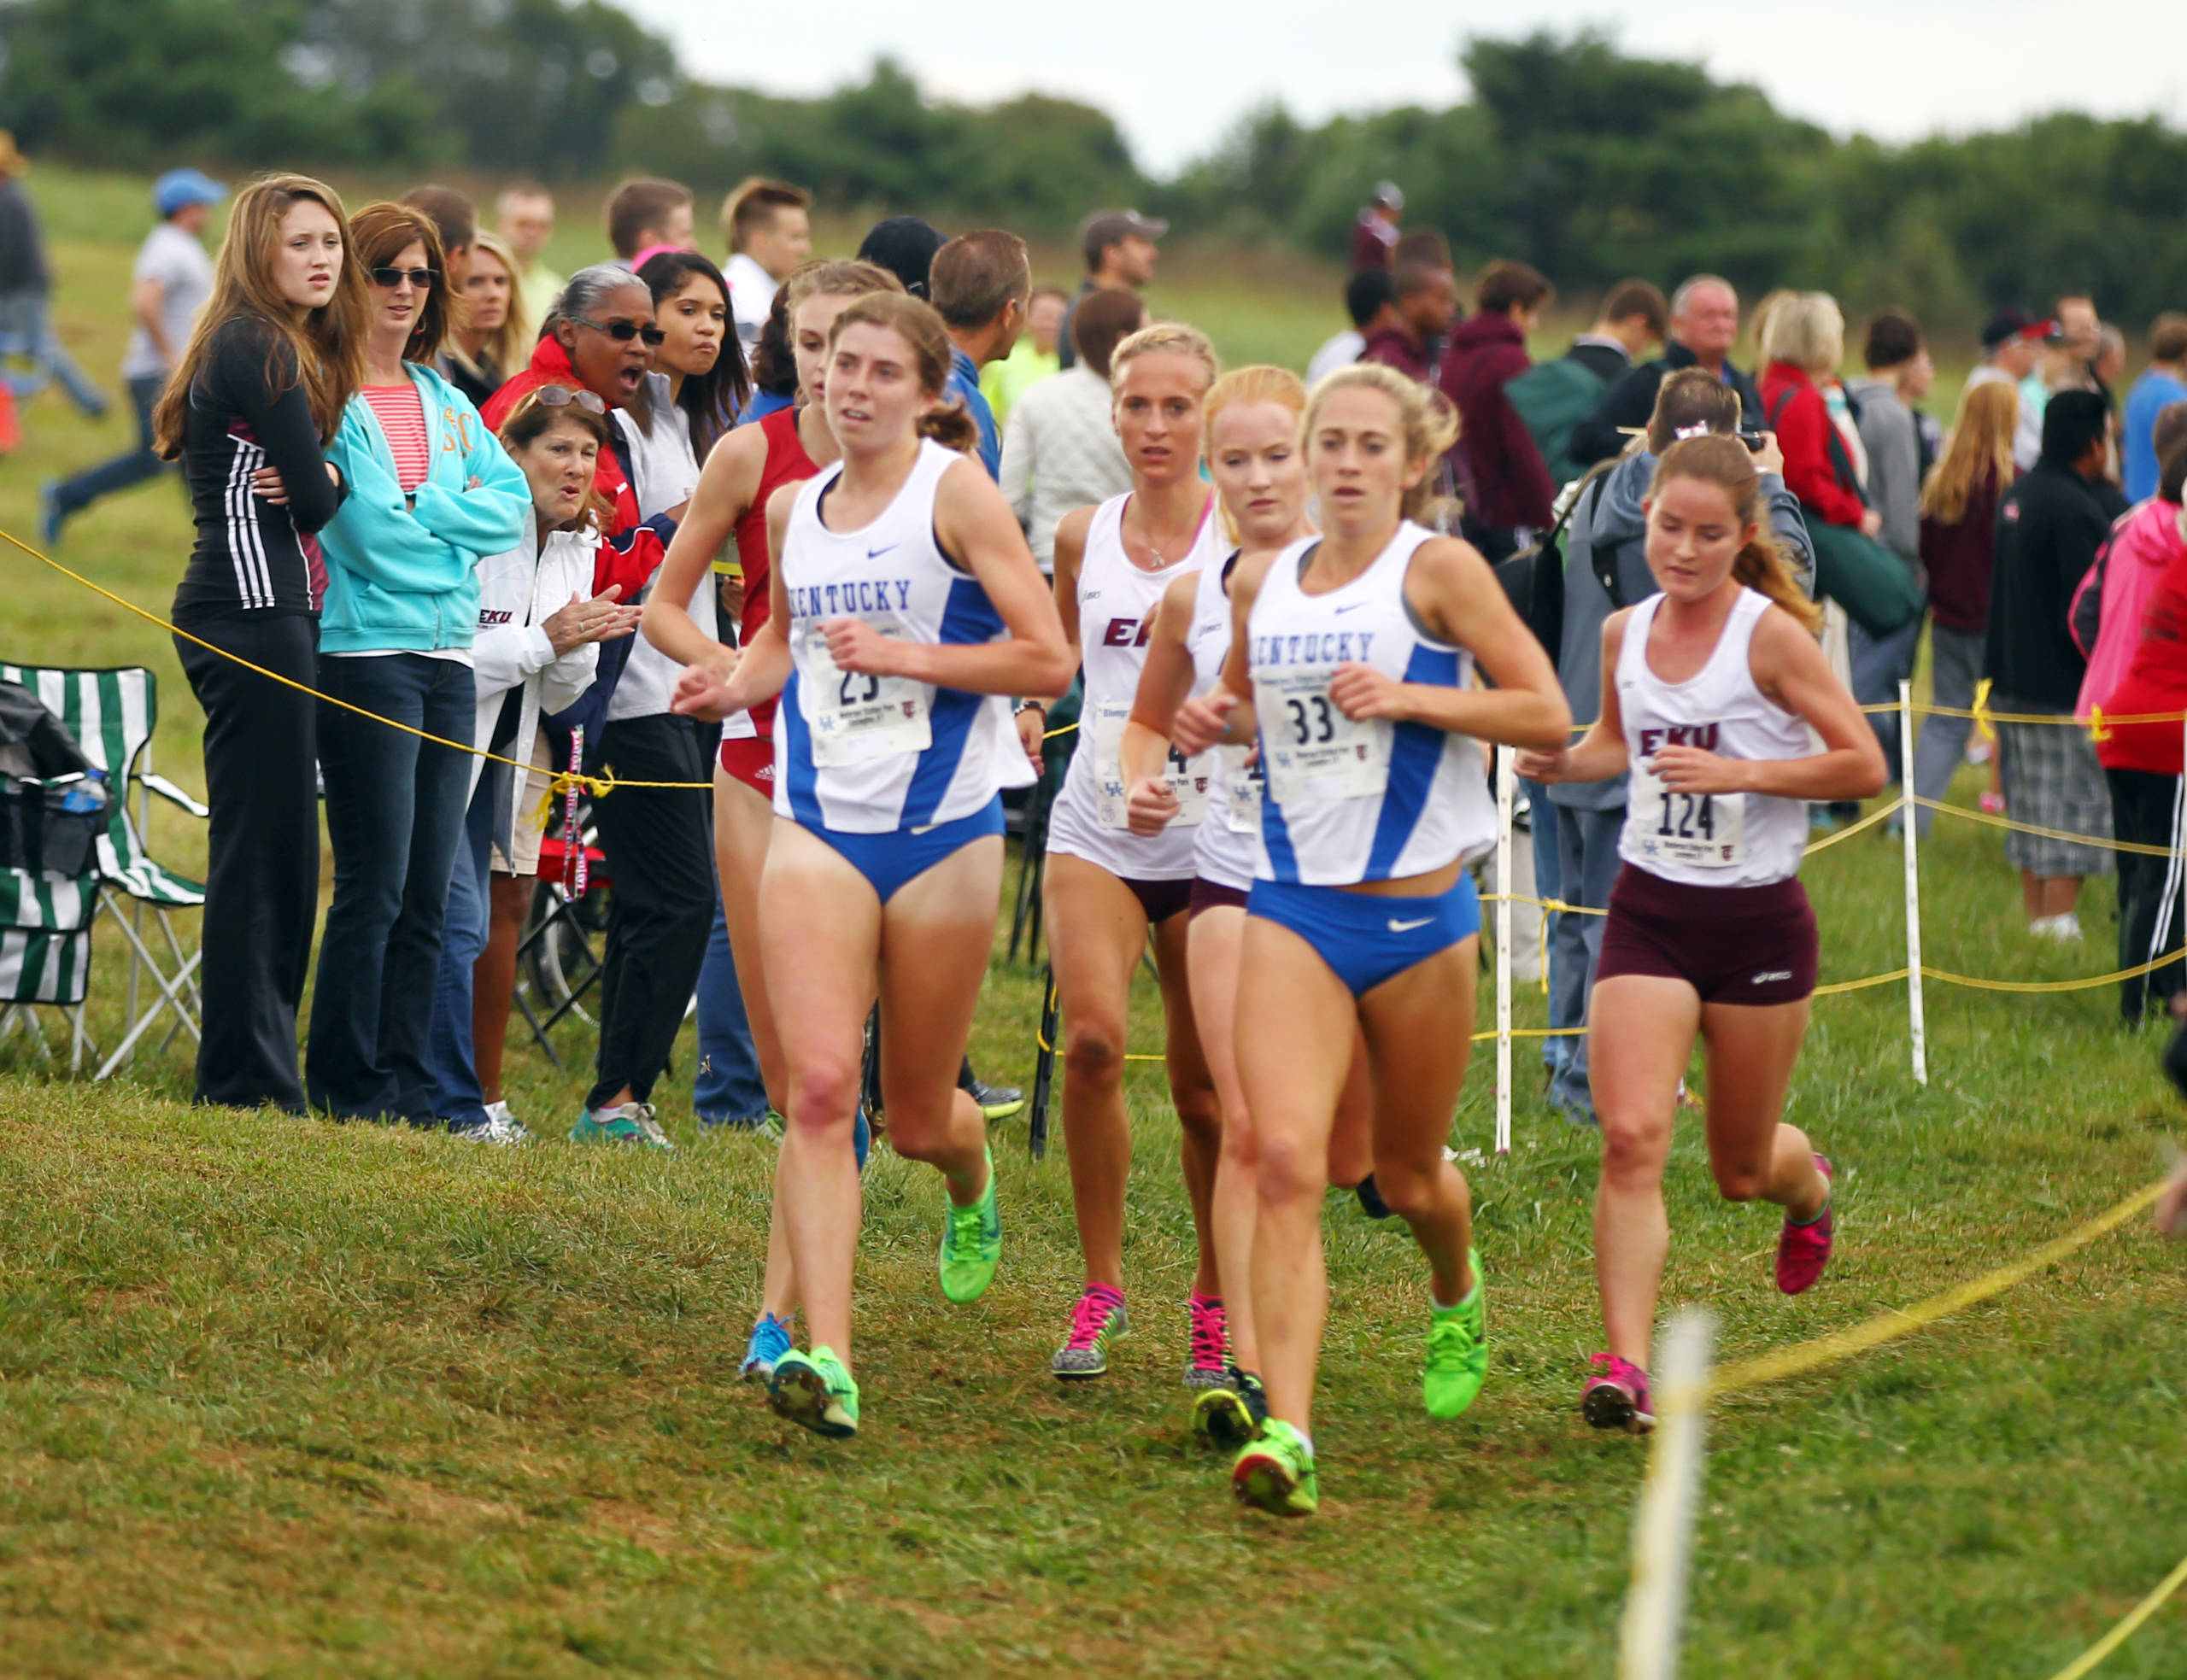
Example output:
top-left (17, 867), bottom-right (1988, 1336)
top-left (1635, 722), bottom-right (1721, 755)
top-left (1251, 629), bottom-right (1378, 666)
top-left (790, 578), bottom-right (917, 618)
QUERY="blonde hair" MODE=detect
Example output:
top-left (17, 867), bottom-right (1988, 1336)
top-left (1650, 435), bottom-right (1822, 633)
top-left (1205, 364), bottom-right (1308, 542)
top-left (783, 258), bottom-right (903, 319)
top-left (1760, 291), bottom-right (1845, 375)
top-left (824, 290), bottom-right (981, 456)
top-left (1920, 379), bottom-right (2018, 525)
top-left (1304, 361), bottom-right (1460, 524)
top-left (153, 173), bottom-right (368, 456)
top-left (1110, 321), bottom-right (1219, 393)
top-left (459, 230), bottom-right (529, 377)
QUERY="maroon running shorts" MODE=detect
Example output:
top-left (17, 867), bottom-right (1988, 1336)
top-left (1595, 864), bottom-right (1818, 1005)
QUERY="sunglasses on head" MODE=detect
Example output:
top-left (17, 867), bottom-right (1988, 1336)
top-left (371, 266), bottom-right (438, 290)
top-left (523, 383), bottom-right (608, 417)
top-left (570, 314), bottom-right (666, 347)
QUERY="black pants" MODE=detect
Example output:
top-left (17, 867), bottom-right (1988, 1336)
top-left (2105, 767), bottom-right (2186, 1023)
top-left (586, 713), bottom-right (714, 1110)
top-left (173, 613), bottom-right (320, 1112)
top-left (52, 374), bottom-right (167, 518)
top-left (307, 653), bottom-right (478, 1121)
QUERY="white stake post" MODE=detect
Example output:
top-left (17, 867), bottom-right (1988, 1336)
top-left (1617, 1309), bottom-right (1716, 1680)
top-left (1899, 680), bottom-right (1927, 1086)
top-left (1494, 748), bottom-right (1515, 1156)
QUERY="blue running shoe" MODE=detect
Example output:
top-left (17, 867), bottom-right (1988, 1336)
top-left (741, 1312), bottom-right (793, 1384)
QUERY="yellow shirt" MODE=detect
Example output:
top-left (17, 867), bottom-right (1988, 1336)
top-left (981, 337), bottom-right (1060, 430)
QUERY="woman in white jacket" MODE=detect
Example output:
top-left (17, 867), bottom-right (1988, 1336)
top-left (427, 387), bottom-right (643, 1139)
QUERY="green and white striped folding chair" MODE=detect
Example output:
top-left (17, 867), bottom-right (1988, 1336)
top-left (0, 664), bottom-right (206, 1078)
top-left (0, 871), bottom-right (96, 1070)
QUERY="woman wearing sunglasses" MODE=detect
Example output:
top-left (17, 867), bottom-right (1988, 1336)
top-left (479, 264), bottom-right (707, 1148)
top-left (306, 202), bottom-right (530, 1127)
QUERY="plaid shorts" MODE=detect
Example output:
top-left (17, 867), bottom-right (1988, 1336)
top-left (1996, 719), bottom-right (2115, 877)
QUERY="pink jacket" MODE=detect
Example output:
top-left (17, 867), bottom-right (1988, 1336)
top-left (2075, 497), bottom-right (2187, 722)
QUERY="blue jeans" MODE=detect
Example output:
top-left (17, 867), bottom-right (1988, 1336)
top-left (53, 373), bottom-right (168, 516)
top-left (694, 891), bottom-right (768, 1124)
top-left (1521, 777), bottom-right (1566, 1069)
top-left (307, 653), bottom-right (478, 1121)
top-left (1549, 802), bottom-right (1627, 1124)
top-left (426, 776), bottom-right (496, 1123)
top-left (0, 290), bottom-right (108, 414)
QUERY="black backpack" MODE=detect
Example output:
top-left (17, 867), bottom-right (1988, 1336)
top-left (1493, 463), bottom-right (1618, 653)
top-left (0, 681), bottom-right (104, 879)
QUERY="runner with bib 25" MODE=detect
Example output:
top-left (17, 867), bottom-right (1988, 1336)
top-left (1518, 431), bottom-right (1885, 1437)
top-left (1170, 363), bottom-right (1570, 1515)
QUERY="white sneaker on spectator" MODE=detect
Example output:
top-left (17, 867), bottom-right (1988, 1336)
top-left (479, 1102), bottom-right (531, 1145)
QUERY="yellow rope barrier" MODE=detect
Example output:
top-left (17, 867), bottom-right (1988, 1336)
top-left (1913, 795), bottom-right (2177, 858)
top-left (2043, 1550), bottom-right (2187, 1680)
top-left (1, 527), bottom-right (713, 797)
top-left (1709, 1176), bottom-right (2166, 1396)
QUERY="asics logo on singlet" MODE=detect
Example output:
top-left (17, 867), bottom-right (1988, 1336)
top-left (1251, 630), bottom-right (1377, 665)
top-left (1099, 617), bottom-right (1153, 647)
top-left (789, 578), bottom-right (914, 618)
top-left (1636, 723), bottom-right (1721, 753)
top-left (1753, 969), bottom-right (1793, 984)
top-left (1387, 916), bottom-right (1434, 933)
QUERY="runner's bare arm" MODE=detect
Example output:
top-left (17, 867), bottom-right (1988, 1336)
top-left (671, 482), bottom-right (794, 721)
top-left (1121, 572), bottom-right (1200, 832)
top-left (1328, 535), bottom-right (1570, 750)
top-left (1521, 610), bottom-right (1633, 785)
top-left (1174, 548), bottom-right (1272, 754)
top-left (641, 423), bottom-right (764, 674)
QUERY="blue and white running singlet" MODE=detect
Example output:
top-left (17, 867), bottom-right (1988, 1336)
top-left (772, 440), bottom-right (1020, 834)
top-left (1246, 521), bottom-right (1497, 886)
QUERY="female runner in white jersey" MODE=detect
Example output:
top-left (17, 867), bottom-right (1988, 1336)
top-left (671, 291), bottom-right (1070, 1438)
top-left (1171, 364), bottom-right (1570, 1515)
top-left (642, 260), bottom-right (900, 1383)
top-left (1119, 364), bottom-right (1374, 1443)
top-left (1020, 324), bottom-right (1228, 1384)
top-left (1518, 433), bottom-right (1885, 1434)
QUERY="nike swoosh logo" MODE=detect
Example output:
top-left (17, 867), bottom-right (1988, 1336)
top-left (1387, 916), bottom-right (1434, 933)
top-left (867, 543), bottom-right (898, 559)
top-left (1334, 602), bottom-right (1367, 614)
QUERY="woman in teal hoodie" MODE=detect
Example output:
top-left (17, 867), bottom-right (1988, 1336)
top-left (307, 202), bottom-right (529, 1124)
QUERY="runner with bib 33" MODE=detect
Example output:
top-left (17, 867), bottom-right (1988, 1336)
top-left (671, 290), bottom-right (1070, 1440)
top-left (1518, 432), bottom-right (1885, 1437)
top-left (1170, 363), bottom-right (1570, 1515)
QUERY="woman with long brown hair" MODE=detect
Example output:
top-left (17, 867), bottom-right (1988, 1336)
top-left (1522, 435), bottom-right (1885, 1437)
top-left (155, 172), bottom-right (368, 1113)
top-left (1909, 378), bottom-right (2020, 835)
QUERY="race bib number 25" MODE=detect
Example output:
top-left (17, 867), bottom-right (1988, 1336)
top-left (800, 623), bottom-right (931, 768)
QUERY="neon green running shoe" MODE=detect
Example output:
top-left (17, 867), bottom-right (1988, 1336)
top-left (769, 1345), bottom-right (859, 1438)
top-left (569, 1101), bottom-right (674, 1150)
top-left (937, 1146), bottom-right (1001, 1303)
top-left (1232, 1418), bottom-right (1317, 1516)
top-left (1422, 1246), bottom-right (1488, 1420)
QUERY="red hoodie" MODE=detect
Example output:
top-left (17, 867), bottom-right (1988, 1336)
top-left (1437, 312), bottom-right (1554, 531)
top-left (479, 337), bottom-right (670, 602)
top-left (2094, 502), bottom-right (2187, 776)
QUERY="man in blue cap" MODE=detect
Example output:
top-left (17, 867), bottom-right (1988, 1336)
top-left (42, 168), bottom-right (225, 545)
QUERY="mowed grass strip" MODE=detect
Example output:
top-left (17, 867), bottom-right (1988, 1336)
top-left (0, 162), bottom-right (2184, 1677)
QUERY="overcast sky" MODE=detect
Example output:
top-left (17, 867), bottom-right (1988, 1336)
top-left (621, 0), bottom-right (2179, 175)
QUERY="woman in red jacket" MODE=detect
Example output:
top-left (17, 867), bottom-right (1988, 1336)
top-left (1759, 293), bottom-right (1884, 544)
top-left (2095, 465), bottom-right (2187, 1025)
top-left (1438, 259), bottom-right (1556, 558)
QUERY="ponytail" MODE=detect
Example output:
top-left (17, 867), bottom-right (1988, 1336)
top-left (1650, 435), bottom-right (1822, 634)
top-left (917, 395), bottom-right (982, 456)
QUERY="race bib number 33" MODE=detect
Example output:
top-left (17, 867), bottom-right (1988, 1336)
top-left (800, 623), bottom-right (931, 768)
top-left (1632, 761), bottom-right (1744, 868)
top-left (1256, 668), bottom-right (1389, 803)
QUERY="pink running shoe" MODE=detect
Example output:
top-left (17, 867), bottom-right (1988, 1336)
top-left (1184, 1292), bottom-right (1230, 1390)
top-left (1776, 1153), bottom-right (1835, 1295)
top-left (1582, 1354), bottom-right (1654, 1434)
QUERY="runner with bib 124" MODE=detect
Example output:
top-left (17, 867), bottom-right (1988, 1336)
top-left (1516, 432), bottom-right (1885, 1439)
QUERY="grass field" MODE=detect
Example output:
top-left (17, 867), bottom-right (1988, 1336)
top-left (0, 165), bottom-right (2183, 1678)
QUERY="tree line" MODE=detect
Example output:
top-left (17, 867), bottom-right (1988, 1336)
top-left (3, 4), bottom-right (2182, 330)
